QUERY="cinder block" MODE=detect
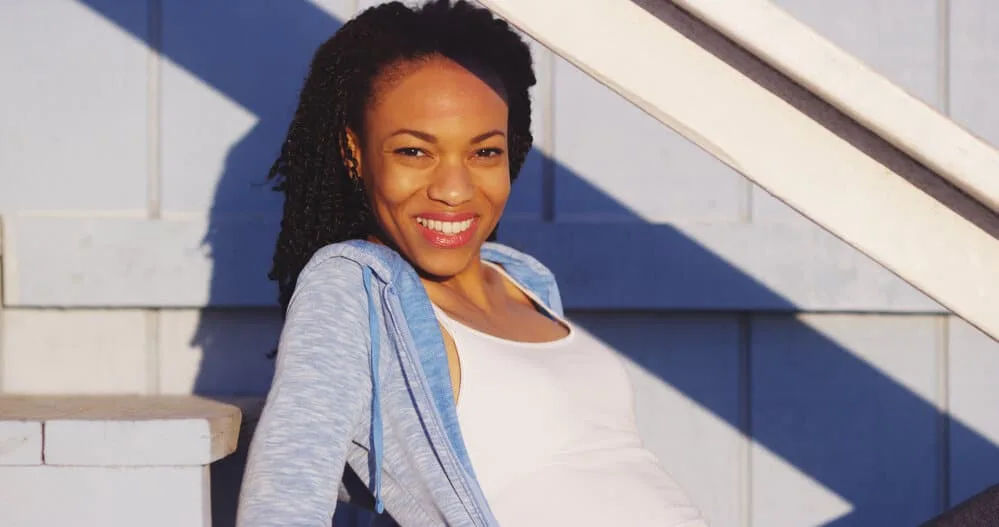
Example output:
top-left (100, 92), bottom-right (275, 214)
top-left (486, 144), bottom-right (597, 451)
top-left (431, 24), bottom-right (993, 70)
top-left (1, 309), bottom-right (148, 394)
top-left (158, 309), bottom-right (279, 396)
top-left (160, 0), bottom-right (352, 214)
top-left (552, 59), bottom-right (746, 222)
top-left (947, 317), bottom-right (999, 504)
top-left (0, 465), bottom-right (209, 527)
top-left (751, 314), bottom-right (940, 526)
top-left (0, 421), bottom-right (42, 465)
top-left (950, 0), bottom-right (999, 148)
top-left (0, 216), bottom-right (278, 308)
top-left (0, 1), bottom-right (147, 211)
top-left (1, 395), bottom-right (241, 466)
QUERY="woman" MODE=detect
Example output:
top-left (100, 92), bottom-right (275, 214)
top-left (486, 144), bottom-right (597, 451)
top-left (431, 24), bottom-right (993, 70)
top-left (237, 1), bottom-right (708, 525)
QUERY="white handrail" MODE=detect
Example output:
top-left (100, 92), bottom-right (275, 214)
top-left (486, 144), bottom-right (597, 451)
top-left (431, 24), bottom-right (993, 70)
top-left (477, 0), bottom-right (999, 341)
top-left (672, 0), bottom-right (999, 214)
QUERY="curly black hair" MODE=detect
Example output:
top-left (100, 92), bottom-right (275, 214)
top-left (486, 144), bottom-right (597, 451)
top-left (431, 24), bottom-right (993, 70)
top-left (267, 0), bottom-right (537, 310)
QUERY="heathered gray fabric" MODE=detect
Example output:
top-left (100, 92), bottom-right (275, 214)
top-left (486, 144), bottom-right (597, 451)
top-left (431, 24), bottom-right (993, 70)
top-left (236, 241), bottom-right (561, 527)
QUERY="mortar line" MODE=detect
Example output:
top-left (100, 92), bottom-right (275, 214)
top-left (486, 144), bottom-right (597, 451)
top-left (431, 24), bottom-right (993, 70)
top-left (146, 0), bottom-right (163, 394)
top-left (147, 0), bottom-right (163, 221)
top-left (937, 315), bottom-right (951, 513)
top-left (738, 313), bottom-right (753, 527)
top-left (937, 0), bottom-right (951, 115)
top-left (0, 254), bottom-right (5, 394)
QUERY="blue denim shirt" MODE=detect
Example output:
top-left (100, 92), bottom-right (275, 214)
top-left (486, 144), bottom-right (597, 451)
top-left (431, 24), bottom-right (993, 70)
top-left (237, 239), bottom-right (563, 526)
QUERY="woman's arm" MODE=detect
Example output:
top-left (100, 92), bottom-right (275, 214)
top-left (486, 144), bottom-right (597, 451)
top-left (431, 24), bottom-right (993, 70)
top-left (237, 257), bottom-right (372, 527)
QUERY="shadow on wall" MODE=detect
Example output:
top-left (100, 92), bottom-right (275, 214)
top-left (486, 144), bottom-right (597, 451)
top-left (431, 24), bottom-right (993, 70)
top-left (79, 1), bottom-right (999, 526)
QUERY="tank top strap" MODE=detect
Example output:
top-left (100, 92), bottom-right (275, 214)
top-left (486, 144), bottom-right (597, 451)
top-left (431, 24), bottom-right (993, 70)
top-left (480, 261), bottom-right (567, 326)
top-left (431, 303), bottom-right (462, 335)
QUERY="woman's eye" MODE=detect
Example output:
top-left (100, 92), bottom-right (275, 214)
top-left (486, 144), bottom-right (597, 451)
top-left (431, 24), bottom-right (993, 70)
top-left (476, 148), bottom-right (504, 158)
top-left (394, 147), bottom-right (426, 157)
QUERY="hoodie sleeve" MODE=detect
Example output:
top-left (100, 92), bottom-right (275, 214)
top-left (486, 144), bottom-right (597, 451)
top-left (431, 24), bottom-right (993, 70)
top-left (237, 256), bottom-right (372, 527)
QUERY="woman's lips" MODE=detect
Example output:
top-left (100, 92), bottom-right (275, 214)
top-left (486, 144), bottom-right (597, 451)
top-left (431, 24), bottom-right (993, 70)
top-left (415, 214), bottom-right (479, 249)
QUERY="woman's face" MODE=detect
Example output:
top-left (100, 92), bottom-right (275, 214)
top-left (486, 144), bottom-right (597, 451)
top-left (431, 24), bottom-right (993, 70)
top-left (355, 57), bottom-right (511, 279)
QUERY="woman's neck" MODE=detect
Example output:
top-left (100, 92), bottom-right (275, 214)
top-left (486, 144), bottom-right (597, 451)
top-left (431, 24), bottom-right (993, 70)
top-left (364, 233), bottom-right (509, 315)
top-left (422, 258), bottom-right (508, 316)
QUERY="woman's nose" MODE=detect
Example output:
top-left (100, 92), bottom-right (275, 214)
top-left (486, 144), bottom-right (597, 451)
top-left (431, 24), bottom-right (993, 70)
top-left (428, 162), bottom-right (474, 206)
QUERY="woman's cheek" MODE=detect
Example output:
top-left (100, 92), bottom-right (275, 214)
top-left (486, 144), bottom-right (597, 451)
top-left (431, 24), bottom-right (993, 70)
top-left (483, 168), bottom-right (512, 201)
top-left (371, 166), bottom-right (420, 205)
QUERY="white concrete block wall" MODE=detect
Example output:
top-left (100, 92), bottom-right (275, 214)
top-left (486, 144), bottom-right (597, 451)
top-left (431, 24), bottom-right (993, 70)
top-left (158, 309), bottom-right (280, 396)
top-left (949, 0), bottom-right (999, 147)
top-left (749, 315), bottom-right (943, 526)
top-left (0, 396), bottom-right (241, 527)
top-left (3, 1), bottom-right (999, 526)
top-left (2, 309), bottom-right (150, 394)
top-left (0, 466), bottom-right (210, 527)
top-left (0, 421), bottom-right (42, 465)
top-left (947, 319), bottom-right (999, 505)
top-left (551, 58), bottom-right (749, 222)
top-left (0, 1), bottom-right (149, 213)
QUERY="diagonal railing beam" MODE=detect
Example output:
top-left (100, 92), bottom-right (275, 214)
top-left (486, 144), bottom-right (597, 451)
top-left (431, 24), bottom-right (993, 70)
top-left (476, 0), bottom-right (999, 342)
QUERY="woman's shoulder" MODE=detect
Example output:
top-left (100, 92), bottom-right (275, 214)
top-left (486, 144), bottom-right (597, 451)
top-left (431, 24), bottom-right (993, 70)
top-left (303, 239), bottom-right (395, 271)
top-left (295, 240), bottom-right (559, 297)
top-left (289, 240), bottom-right (398, 309)
top-left (298, 239), bottom-right (406, 284)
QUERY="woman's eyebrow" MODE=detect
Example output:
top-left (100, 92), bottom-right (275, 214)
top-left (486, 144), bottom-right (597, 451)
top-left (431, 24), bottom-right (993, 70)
top-left (470, 130), bottom-right (505, 144)
top-left (387, 129), bottom-right (506, 144)
top-left (389, 129), bottom-right (437, 143)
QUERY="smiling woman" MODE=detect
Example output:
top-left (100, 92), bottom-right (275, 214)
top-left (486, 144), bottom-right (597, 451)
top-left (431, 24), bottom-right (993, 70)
top-left (236, 1), bottom-right (707, 526)
top-left (354, 58), bottom-right (512, 277)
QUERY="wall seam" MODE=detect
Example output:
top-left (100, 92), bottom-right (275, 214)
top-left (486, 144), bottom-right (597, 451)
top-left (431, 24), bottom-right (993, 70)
top-left (738, 313), bottom-right (753, 527)
top-left (147, 0), bottom-right (163, 221)
top-left (936, 314), bottom-right (951, 513)
top-left (741, 179), bottom-right (754, 223)
top-left (146, 0), bottom-right (164, 394)
top-left (0, 223), bottom-right (5, 393)
top-left (937, 0), bottom-right (951, 115)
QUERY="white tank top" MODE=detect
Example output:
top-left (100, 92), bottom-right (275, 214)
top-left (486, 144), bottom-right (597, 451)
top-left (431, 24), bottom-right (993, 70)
top-left (432, 263), bottom-right (708, 527)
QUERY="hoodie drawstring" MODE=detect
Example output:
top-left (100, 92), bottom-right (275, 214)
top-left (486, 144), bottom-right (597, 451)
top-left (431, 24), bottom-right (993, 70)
top-left (362, 267), bottom-right (385, 514)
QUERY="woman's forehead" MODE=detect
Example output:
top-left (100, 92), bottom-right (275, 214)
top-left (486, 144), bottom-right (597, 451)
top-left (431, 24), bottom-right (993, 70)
top-left (366, 57), bottom-right (509, 132)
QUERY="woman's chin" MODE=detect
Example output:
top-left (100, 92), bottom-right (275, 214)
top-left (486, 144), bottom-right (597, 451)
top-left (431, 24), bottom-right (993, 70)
top-left (407, 246), bottom-right (481, 281)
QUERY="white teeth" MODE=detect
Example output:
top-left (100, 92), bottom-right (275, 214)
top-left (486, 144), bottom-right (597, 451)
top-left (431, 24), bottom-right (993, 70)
top-left (417, 217), bottom-right (474, 235)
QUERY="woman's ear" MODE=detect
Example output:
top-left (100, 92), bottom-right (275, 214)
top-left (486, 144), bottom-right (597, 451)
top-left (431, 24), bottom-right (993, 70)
top-left (342, 128), bottom-right (363, 179)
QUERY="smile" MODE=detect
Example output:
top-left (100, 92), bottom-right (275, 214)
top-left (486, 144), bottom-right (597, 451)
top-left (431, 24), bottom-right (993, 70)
top-left (416, 217), bottom-right (475, 235)
top-left (414, 215), bottom-right (479, 249)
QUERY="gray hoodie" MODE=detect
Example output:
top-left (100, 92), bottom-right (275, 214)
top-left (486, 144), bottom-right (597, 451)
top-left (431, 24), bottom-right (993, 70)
top-left (236, 240), bottom-right (563, 526)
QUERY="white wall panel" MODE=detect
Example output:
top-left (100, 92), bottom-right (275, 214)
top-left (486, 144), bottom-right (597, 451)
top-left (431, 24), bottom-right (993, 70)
top-left (947, 318), bottom-right (999, 505)
top-left (552, 59), bottom-right (748, 222)
top-left (1, 309), bottom-right (148, 395)
top-left (0, 1), bottom-right (148, 212)
top-left (950, 0), bottom-right (999, 148)
top-left (751, 314), bottom-right (942, 526)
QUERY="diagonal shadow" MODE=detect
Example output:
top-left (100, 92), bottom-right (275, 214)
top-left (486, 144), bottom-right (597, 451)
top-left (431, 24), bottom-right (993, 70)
top-left (76, 1), bottom-right (999, 525)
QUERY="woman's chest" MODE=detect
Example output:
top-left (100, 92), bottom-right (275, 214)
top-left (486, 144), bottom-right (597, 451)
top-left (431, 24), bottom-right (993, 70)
top-left (454, 325), bottom-right (642, 488)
